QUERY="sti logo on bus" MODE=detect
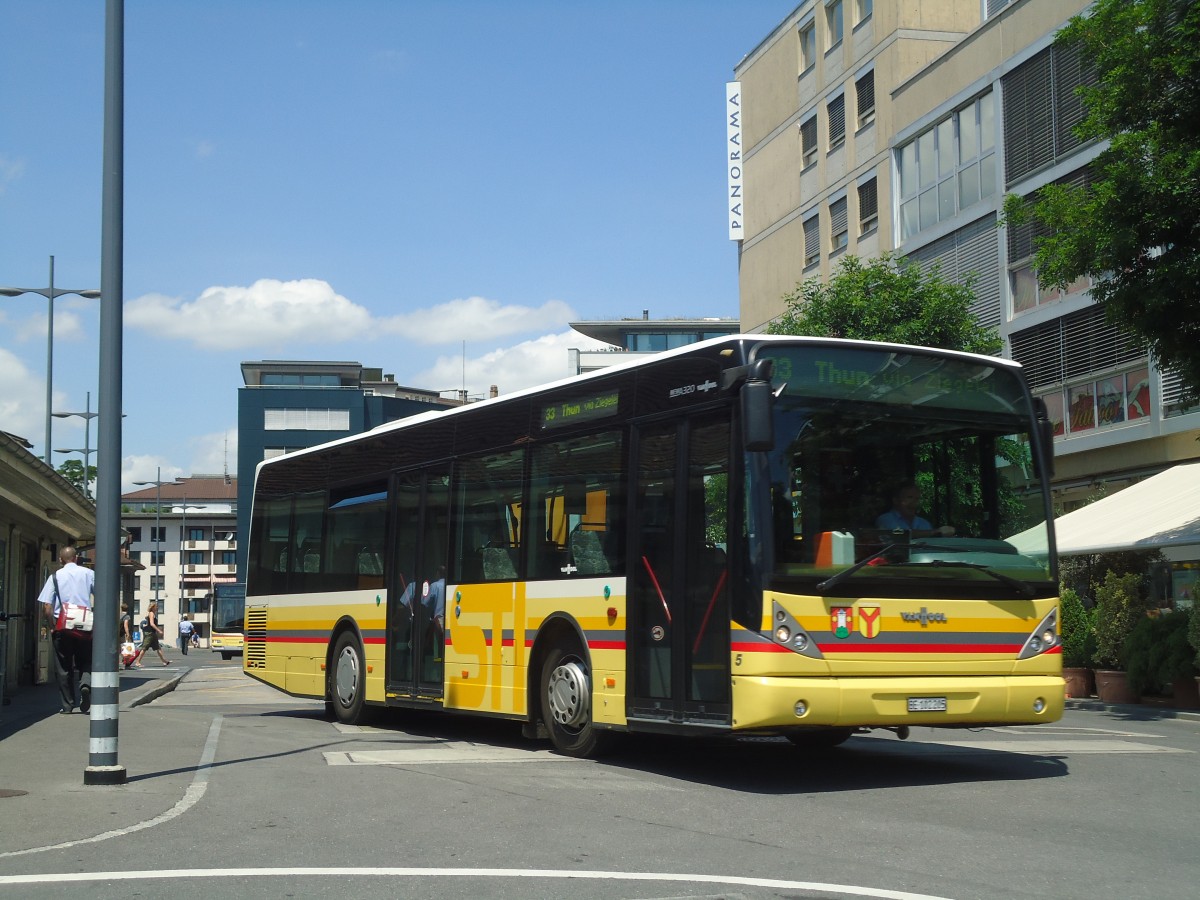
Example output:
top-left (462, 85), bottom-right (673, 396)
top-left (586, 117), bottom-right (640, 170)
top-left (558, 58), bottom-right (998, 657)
top-left (669, 379), bottom-right (717, 400)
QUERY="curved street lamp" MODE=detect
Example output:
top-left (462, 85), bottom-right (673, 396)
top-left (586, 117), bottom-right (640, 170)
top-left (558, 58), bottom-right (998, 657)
top-left (0, 256), bottom-right (101, 464)
top-left (53, 390), bottom-right (100, 499)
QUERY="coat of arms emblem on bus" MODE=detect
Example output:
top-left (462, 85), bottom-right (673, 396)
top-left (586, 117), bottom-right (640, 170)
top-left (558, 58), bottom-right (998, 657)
top-left (831, 607), bottom-right (853, 638)
top-left (858, 606), bottom-right (881, 639)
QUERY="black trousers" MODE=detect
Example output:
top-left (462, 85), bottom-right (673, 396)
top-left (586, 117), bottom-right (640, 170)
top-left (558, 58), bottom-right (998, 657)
top-left (51, 631), bottom-right (93, 711)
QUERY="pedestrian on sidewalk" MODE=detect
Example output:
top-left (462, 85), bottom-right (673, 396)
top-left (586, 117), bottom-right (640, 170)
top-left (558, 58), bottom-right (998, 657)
top-left (131, 601), bottom-right (170, 667)
top-left (119, 602), bottom-right (140, 669)
top-left (178, 614), bottom-right (194, 655)
top-left (36, 546), bottom-right (95, 714)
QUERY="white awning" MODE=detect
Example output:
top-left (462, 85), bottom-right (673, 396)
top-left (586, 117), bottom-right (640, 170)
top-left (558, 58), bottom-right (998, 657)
top-left (1008, 462), bottom-right (1200, 557)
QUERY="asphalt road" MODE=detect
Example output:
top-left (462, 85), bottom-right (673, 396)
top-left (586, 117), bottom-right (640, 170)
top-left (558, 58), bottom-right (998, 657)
top-left (2, 657), bottom-right (1197, 900)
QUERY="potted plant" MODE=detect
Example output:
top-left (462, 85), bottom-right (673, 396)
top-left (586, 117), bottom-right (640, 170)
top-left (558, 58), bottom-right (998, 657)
top-left (1059, 587), bottom-right (1096, 698)
top-left (1125, 610), bottom-right (1199, 707)
top-left (1190, 602), bottom-right (1200, 700)
top-left (1091, 571), bottom-right (1146, 704)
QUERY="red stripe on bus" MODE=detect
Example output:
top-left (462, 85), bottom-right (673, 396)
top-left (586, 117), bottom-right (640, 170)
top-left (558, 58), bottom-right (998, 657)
top-left (587, 640), bottom-right (626, 651)
top-left (730, 641), bottom-right (791, 653)
top-left (816, 643), bottom-right (1025, 653)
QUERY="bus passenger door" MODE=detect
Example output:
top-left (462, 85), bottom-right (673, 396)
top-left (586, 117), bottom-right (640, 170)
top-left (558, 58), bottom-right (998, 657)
top-left (387, 465), bottom-right (451, 699)
top-left (628, 414), bottom-right (732, 727)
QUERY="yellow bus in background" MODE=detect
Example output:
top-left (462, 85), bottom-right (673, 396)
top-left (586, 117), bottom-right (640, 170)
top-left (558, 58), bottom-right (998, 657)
top-left (243, 336), bottom-right (1063, 756)
top-left (210, 582), bottom-right (245, 660)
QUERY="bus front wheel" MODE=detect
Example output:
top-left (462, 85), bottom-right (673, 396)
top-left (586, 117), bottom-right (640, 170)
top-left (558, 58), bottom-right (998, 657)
top-left (540, 643), bottom-right (611, 758)
top-left (329, 631), bottom-right (367, 724)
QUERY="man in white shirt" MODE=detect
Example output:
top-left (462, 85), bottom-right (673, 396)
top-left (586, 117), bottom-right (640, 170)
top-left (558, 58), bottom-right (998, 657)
top-left (37, 546), bottom-right (95, 714)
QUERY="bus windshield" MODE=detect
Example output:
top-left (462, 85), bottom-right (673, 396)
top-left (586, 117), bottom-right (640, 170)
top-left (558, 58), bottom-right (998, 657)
top-left (757, 345), bottom-right (1053, 599)
top-left (211, 583), bottom-right (246, 633)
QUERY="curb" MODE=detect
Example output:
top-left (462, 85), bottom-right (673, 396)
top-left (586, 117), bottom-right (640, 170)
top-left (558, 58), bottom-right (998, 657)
top-left (122, 671), bottom-right (186, 709)
top-left (1065, 697), bottom-right (1200, 722)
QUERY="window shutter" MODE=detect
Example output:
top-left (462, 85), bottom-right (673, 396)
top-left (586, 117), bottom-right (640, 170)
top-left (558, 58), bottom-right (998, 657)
top-left (800, 116), bottom-right (818, 162)
top-left (905, 214), bottom-right (1000, 331)
top-left (1002, 49), bottom-right (1054, 186)
top-left (857, 177), bottom-right (877, 229)
top-left (1053, 40), bottom-right (1097, 157)
top-left (855, 71), bottom-right (875, 122)
top-left (804, 215), bottom-right (821, 265)
top-left (827, 94), bottom-right (845, 145)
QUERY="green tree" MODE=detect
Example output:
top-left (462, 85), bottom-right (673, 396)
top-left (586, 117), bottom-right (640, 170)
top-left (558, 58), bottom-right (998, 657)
top-left (57, 459), bottom-right (96, 495)
top-left (767, 253), bottom-right (1000, 355)
top-left (1002, 0), bottom-right (1200, 397)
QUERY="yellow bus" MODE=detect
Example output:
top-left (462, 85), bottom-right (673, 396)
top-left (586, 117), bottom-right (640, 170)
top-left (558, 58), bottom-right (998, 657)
top-left (243, 335), bottom-right (1063, 756)
top-left (210, 582), bottom-right (245, 660)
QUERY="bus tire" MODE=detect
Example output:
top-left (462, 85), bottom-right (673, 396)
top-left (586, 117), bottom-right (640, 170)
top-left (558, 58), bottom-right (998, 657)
top-left (220, 652), bottom-right (231, 661)
top-left (329, 631), bottom-right (367, 724)
top-left (785, 727), bottom-right (854, 750)
top-left (540, 642), bottom-right (612, 758)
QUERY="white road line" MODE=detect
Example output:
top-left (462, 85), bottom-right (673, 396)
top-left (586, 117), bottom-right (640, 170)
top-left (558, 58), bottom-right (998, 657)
top-left (0, 866), bottom-right (958, 899)
top-left (325, 743), bottom-right (585, 766)
top-left (0, 715), bottom-right (223, 860)
top-left (908, 739), bottom-right (1187, 755)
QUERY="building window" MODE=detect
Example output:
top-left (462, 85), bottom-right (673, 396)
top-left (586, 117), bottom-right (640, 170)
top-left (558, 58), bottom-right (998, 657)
top-left (263, 408), bottom-right (351, 431)
top-left (187, 551), bottom-right (205, 566)
top-left (800, 115), bottom-right (818, 168)
top-left (799, 22), bottom-right (816, 73)
top-left (855, 70), bottom-right (874, 128)
top-left (803, 214), bottom-right (821, 267)
top-left (127, 526), bottom-right (142, 543)
top-left (150, 575), bottom-right (165, 591)
top-left (858, 177), bottom-right (878, 233)
top-left (856, 0), bottom-right (872, 25)
top-left (1008, 166), bottom-right (1093, 315)
top-left (829, 198), bottom-right (849, 251)
top-left (827, 94), bottom-right (846, 149)
top-left (149, 550), bottom-right (166, 566)
top-left (221, 550), bottom-right (237, 565)
top-left (897, 91), bottom-right (995, 240)
top-left (1002, 43), bottom-right (1097, 187)
top-left (151, 527), bottom-right (166, 543)
top-left (826, 0), bottom-right (843, 49)
top-left (1038, 367), bottom-right (1151, 438)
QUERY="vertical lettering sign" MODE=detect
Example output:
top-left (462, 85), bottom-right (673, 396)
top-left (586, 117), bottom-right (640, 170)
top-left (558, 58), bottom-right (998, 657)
top-left (727, 82), bottom-right (743, 240)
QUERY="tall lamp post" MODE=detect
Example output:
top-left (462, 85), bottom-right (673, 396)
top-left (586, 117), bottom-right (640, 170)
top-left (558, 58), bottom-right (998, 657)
top-left (134, 468), bottom-right (169, 614)
top-left (0, 256), bottom-right (101, 464)
top-left (53, 391), bottom-right (99, 498)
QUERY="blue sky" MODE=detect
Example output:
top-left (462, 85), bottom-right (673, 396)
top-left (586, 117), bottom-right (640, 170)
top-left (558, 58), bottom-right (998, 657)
top-left (1, 0), bottom-right (791, 489)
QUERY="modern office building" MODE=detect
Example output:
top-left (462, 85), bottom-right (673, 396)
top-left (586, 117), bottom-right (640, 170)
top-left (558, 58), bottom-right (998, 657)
top-left (732, 1), bottom-right (1199, 524)
top-left (236, 360), bottom-right (459, 573)
top-left (122, 475), bottom-right (238, 650)
top-left (568, 314), bottom-right (740, 375)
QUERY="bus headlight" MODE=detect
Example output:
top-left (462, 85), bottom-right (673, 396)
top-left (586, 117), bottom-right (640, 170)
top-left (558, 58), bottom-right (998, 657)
top-left (776, 625), bottom-right (791, 643)
top-left (793, 633), bottom-right (809, 651)
top-left (794, 701), bottom-right (808, 717)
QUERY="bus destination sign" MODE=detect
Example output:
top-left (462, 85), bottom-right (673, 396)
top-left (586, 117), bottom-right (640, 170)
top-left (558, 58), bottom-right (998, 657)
top-left (541, 390), bottom-right (619, 430)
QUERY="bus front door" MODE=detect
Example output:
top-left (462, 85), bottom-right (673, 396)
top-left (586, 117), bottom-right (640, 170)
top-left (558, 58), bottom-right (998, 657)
top-left (628, 414), bottom-right (731, 728)
top-left (387, 465), bottom-right (451, 700)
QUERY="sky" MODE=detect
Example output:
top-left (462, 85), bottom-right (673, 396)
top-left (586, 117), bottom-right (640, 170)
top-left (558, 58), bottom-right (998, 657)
top-left (1, 0), bottom-right (792, 491)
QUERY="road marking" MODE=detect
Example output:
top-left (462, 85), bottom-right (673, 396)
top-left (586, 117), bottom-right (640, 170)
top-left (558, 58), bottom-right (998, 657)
top-left (0, 715), bottom-right (222, 860)
top-left (325, 741), bottom-right (583, 766)
top-left (0, 866), bottom-right (958, 899)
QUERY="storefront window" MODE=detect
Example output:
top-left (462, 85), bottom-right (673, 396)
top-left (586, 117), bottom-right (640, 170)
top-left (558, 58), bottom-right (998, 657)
top-left (1068, 384), bottom-right (1095, 433)
top-left (1126, 368), bottom-right (1150, 420)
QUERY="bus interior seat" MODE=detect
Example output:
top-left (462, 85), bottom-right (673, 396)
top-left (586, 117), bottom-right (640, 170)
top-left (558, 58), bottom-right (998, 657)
top-left (570, 529), bottom-right (610, 575)
top-left (356, 547), bottom-right (383, 575)
top-left (481, 547), bottom-right (518, 580)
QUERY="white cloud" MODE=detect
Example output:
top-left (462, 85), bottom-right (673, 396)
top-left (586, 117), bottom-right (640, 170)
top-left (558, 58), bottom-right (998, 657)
top-left (120, 455), bottom-right (185, 494)
top-left (189, 428), bottom-right (238, 478)
top-left (0, 154), bottom-right (25, 195)
top-left (125, 279), bottom-right (373, 350)
top-left (413, 331), bottom-right (609, 400)
top-left (125, 279), bottom-right (578, 352)
top-left (0, 348), bottom-right (45, 442)
top-left (195, 140), bottom-right (216, 159)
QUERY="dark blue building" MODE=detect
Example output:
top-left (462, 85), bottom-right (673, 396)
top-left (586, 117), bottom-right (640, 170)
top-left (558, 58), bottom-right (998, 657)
top-left (236, 360), bottom-right (457, 572)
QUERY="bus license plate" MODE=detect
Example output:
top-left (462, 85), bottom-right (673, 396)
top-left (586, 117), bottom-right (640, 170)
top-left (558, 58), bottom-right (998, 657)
top-left (908, 697), bottom-right (947, 712)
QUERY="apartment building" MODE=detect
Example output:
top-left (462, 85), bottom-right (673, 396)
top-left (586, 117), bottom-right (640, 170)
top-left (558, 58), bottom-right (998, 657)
top-left (122, 475), bottom-right (238, 651)
top-left (733, 0), bottom-right (1200, 523)
top-left (568, 314), bottom-right (740, 375)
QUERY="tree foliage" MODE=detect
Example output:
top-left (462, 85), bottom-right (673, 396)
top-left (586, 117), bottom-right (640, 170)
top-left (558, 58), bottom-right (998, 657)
top-left (56, 459), bottom-right (95, 494)
top-left (767, 253), bottom-right (1000, 355)
top-left (1003, 0), bottom-right (1200, 396)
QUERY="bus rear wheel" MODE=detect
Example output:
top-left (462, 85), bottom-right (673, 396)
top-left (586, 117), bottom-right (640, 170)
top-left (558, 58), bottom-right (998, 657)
top-left (328, 631), bottom-right (367, 724)
top-left (540, 643), bottom-right (611, 758)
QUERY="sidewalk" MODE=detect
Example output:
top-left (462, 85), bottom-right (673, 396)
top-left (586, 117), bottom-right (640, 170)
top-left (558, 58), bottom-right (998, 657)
top-left (0, 665), bottom-right (205, 860)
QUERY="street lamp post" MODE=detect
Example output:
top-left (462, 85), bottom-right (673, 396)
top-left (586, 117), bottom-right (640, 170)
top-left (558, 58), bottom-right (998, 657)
top-left (0, 256), bottom-right (101, 464)
top-left (134, 468), bottom-right (169, 613)
top-left (53, 390), bottom-right (99, 498)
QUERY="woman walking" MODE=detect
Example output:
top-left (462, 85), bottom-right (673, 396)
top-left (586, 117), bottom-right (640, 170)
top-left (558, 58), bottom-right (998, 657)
top-left (131, 601), bottom-right (170, 667)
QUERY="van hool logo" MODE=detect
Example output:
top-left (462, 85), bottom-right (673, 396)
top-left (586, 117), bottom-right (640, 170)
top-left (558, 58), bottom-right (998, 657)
top-left (901, 607), bottom-right (947, 626)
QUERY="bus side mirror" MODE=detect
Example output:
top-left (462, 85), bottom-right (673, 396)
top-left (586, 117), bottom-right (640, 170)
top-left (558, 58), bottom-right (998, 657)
top-left (742, 359), bottom-right (775, 452)
top-left (1031, 397), bottom-right (1055, 479)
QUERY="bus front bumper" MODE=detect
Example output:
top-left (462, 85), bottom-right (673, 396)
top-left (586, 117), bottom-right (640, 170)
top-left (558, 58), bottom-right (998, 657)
top-left (731, 674), bottom-right (1064, 730)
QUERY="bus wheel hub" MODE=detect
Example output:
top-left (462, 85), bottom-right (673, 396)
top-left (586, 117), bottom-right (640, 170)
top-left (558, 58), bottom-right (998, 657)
top-left (547, 661), bottom-right (588, 728)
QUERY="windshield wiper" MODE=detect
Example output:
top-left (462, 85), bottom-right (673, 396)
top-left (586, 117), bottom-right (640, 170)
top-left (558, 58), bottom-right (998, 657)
top-left (908, 559), bottom-right (1036, 598)
top-left (815, 543), bottom-right (900, 594)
